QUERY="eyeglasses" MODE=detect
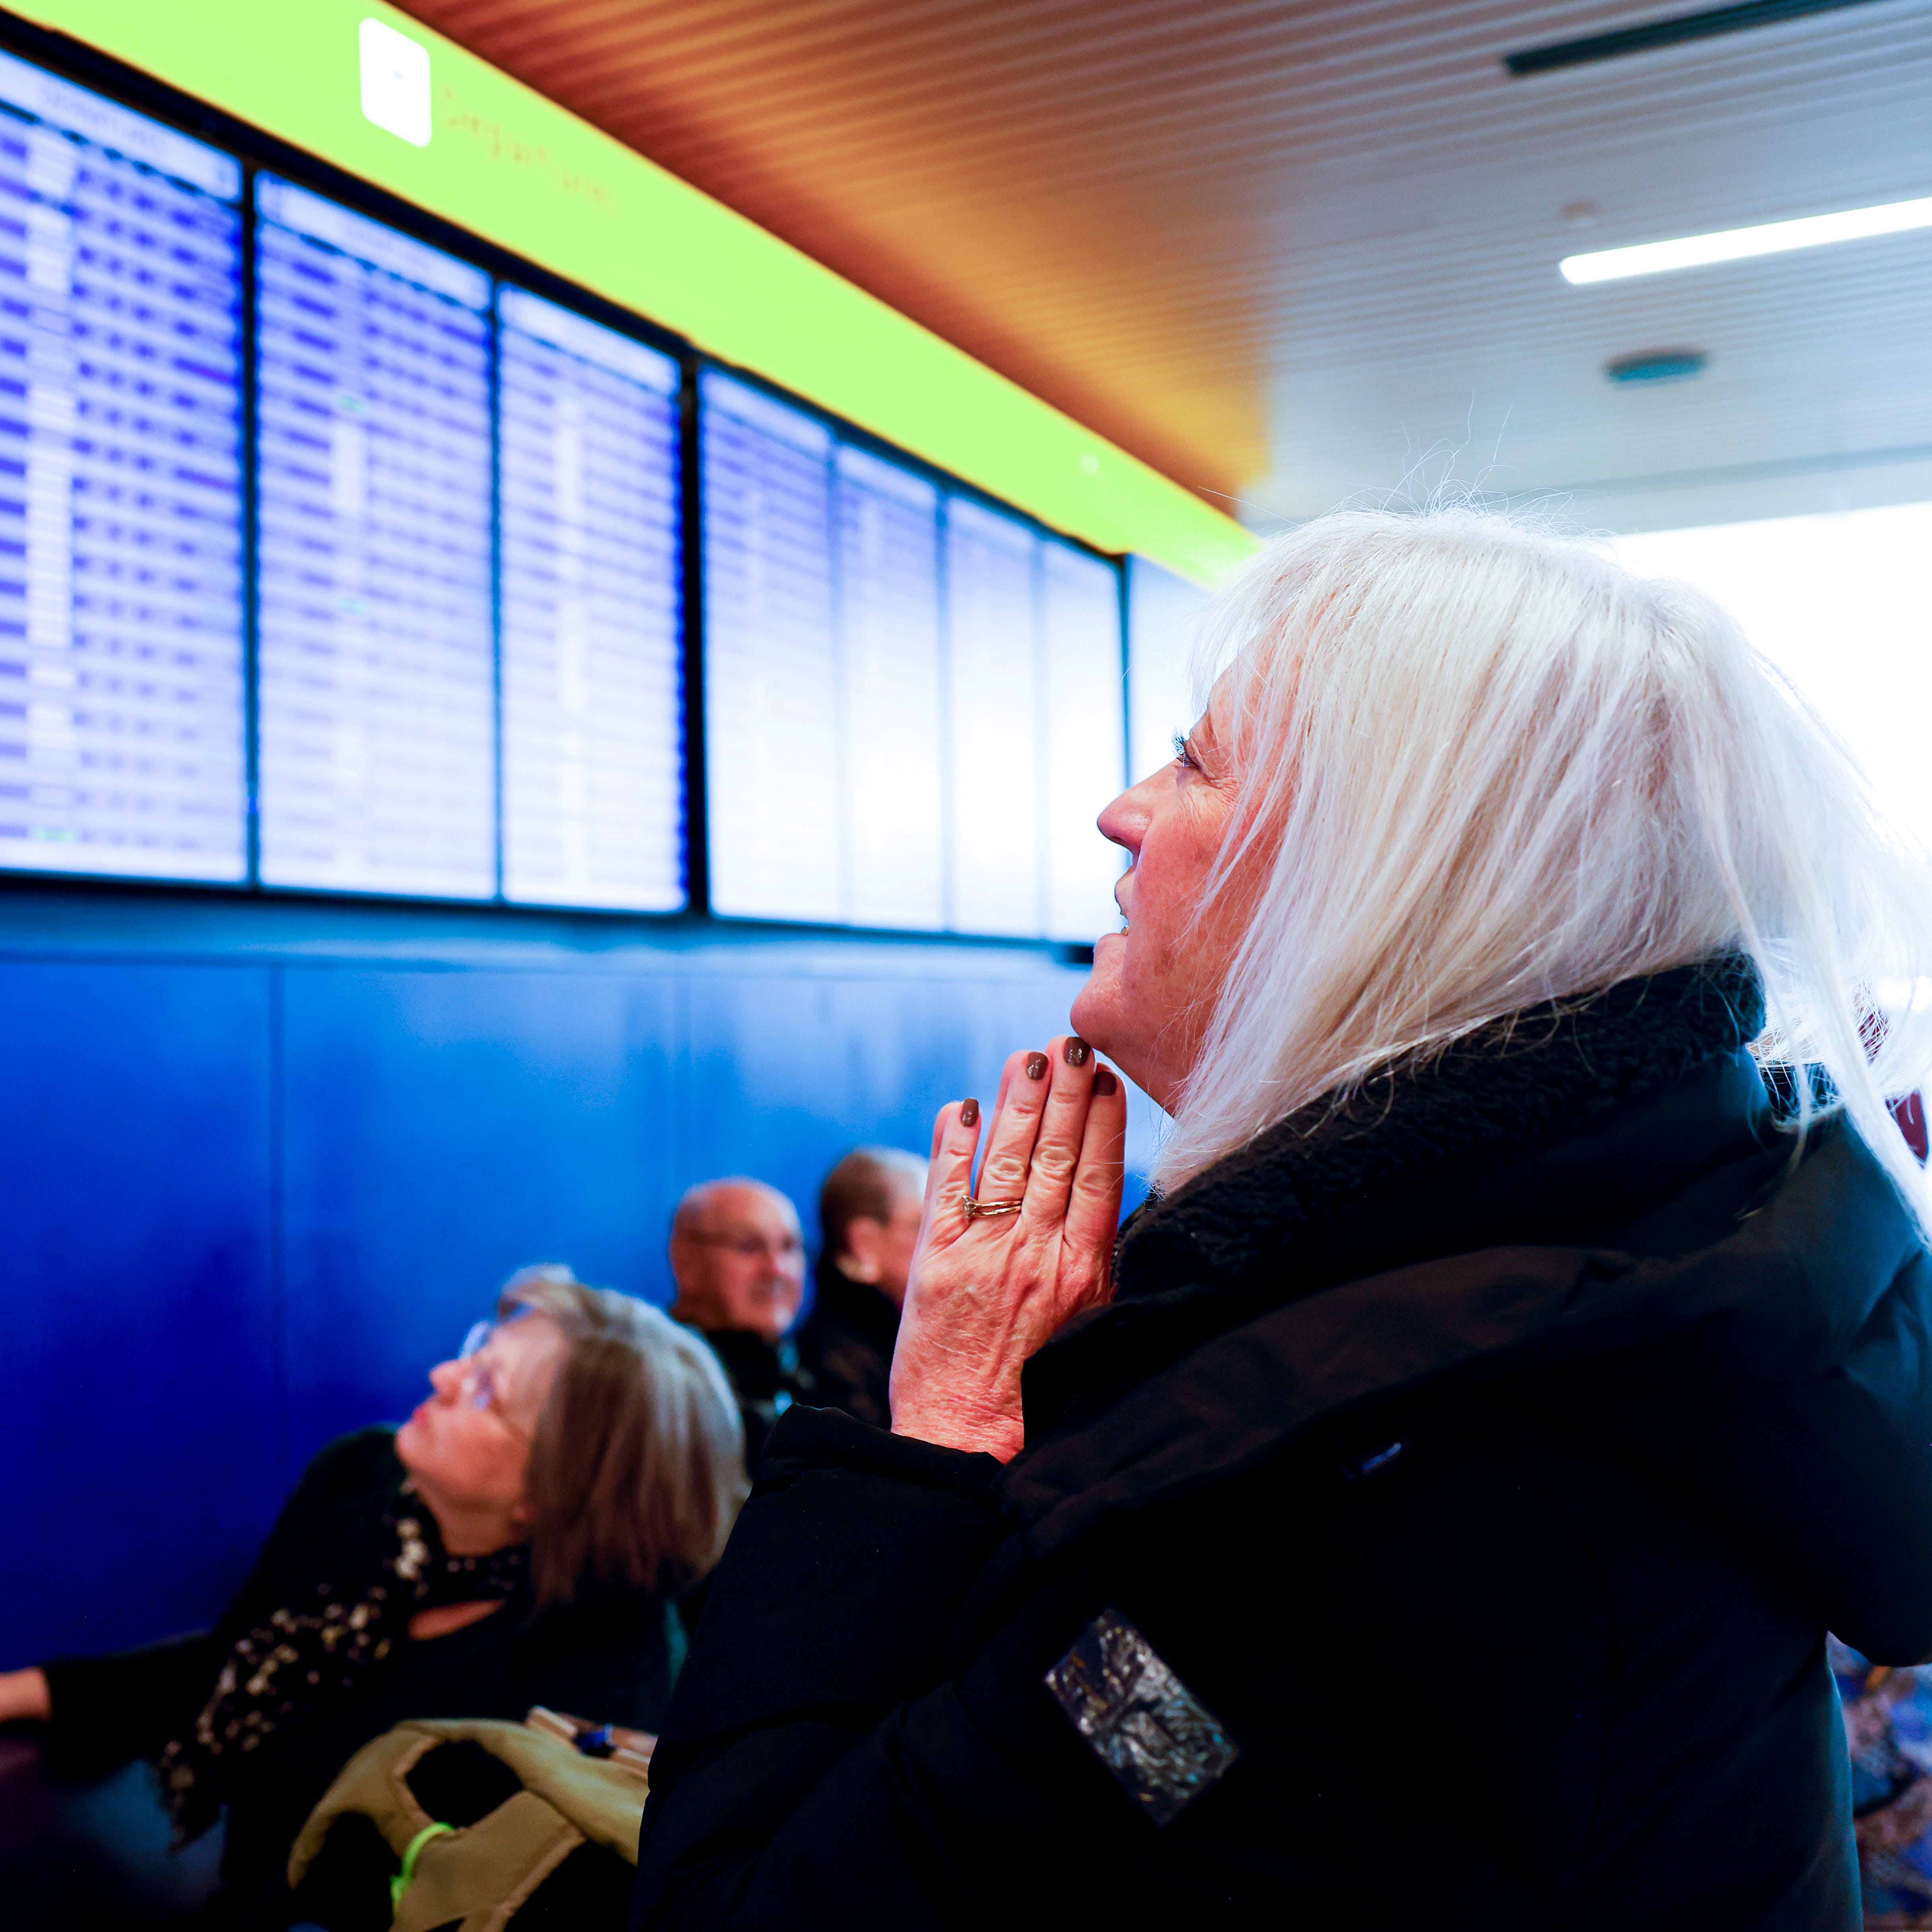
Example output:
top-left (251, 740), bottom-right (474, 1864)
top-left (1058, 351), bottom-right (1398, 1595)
top-left (457, 1319), bottom-right (533, 1438)
top-left (683, 1232), bottom-right (805, 1263)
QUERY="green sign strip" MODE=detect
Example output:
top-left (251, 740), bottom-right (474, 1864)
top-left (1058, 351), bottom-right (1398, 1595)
top-left (14, 0), bottom-right (1256, 585)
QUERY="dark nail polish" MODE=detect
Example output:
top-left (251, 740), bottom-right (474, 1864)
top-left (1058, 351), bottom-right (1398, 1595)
top-left (1093, 1069), bottom-right (1118, 1097)
top-left (960, 1098), bottom-right (979, 1127)
top-left (1025, 1052), bottom-right (1049, 1081)
top-left (1064, 1036), bottom-right (1091, 1068)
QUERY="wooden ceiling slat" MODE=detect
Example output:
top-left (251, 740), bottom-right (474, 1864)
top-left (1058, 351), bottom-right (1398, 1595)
top-left (400, 0), bottom-right (1932, 522)
top-left (514, 24), bottom-right (1922, 216)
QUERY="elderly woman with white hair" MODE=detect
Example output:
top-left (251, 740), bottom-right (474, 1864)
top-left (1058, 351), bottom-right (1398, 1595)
top-left (630, 508), bottom-right (1932, 1932)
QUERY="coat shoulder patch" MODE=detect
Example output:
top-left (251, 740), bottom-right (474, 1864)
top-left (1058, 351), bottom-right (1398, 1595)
top-left (1044, 1607), bottom-right (1240, 1825)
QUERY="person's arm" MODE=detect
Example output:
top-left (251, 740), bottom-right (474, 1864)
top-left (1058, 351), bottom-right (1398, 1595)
top-left (634, 1039), bottom-right (1129, 1928)
top-left (36, 1633), bottom-right (229, 1778)
top-left (0, 1667), bottom-right (50, 1723)
top-left (647, 1408), bottom-right (1010, 1772)
top-left (632, 1406), bottom-right (1047, 1930)
top-left (31, 1429), bottom-right (393, 1778)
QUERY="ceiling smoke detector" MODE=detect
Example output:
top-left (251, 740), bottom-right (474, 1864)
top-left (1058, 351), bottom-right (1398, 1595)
top-left (1606, 349), bottom-right (1709, 384)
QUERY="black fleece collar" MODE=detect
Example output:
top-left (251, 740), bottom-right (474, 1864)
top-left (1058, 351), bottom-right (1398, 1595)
top-left (1117, 955), bottom-right (1766, 1297)
top-left (997, 962), bottom-right (1932, 1612)
top-left (1019, 957), bottom-right (1772, 1440)
top-left (992, 955), bottom-right (1932, 1656)
top-left (1003, 1117), bottom-right (1927, 1596)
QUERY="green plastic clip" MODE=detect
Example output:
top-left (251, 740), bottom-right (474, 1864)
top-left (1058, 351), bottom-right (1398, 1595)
top-left (389, 1820), bottom-right (456, 1918)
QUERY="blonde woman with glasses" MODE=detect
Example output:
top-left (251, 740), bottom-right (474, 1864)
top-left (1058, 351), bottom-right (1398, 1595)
top-left (634, 507), bottom-right (1932, 1932)
top-left (0, 1269), bottom-right (745, 1928)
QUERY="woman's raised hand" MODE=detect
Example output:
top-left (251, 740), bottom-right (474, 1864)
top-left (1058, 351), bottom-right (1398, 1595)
top-left (890, 1035), bottom-right (1127, 1462)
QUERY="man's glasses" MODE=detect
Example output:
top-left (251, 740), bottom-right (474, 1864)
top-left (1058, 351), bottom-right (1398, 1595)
top-left (684, 1232), bottom-right (805, 1263)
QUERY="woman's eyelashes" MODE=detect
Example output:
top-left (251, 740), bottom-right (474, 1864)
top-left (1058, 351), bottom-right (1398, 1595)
top-left (1173, 731), bottom-right (1199, 772)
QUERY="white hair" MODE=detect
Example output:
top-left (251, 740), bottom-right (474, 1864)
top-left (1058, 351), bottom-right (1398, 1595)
top-left (1152, 504), bottom-right (1932, 1230)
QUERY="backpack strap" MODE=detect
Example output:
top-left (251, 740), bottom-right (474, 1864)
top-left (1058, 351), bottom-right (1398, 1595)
top-left (390, 1790), bottom-right (583, 1932)
top-left (288, 1716), bottom-right (649, 1930)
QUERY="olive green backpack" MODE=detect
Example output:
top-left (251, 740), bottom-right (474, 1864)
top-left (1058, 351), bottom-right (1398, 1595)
top-left (287, 1717), bottom-right (646, 1932)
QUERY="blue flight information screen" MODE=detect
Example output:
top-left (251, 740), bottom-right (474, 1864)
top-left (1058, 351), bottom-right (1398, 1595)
top-left (498, 287), bottom-right (684, 911)
top-left (946, 496), bottom-right (1043, 938)
top-left (836, 443), bottom-right (944, 932)
top-left (256, 176), bottom-right (495, 898)
top-left (1040, 539), bottom-right (1126, 941)
top-left (700, 372), bottom-right (839, 923)
top-left (0, 52), bottom-right (246, 881)
top-left (701, 373), bottom-right (1127, 938)
top-left (0, 46), bottom-right (1126, 925)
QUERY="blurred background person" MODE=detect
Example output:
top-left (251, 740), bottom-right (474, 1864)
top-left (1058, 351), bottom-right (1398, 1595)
top-left (793, 1146), bottom-right (926, 1428)
top-left (0, 1269), bottom-right (745, 1930)
top-left (669, 1178), bottom-right (813, 1464)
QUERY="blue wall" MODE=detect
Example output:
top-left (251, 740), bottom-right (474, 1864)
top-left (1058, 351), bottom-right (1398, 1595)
top-left (0, 887), bottom-right (1107, 1664)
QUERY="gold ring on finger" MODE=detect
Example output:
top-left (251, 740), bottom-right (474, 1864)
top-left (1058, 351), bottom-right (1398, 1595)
top-left (961, 1194), bottom-right (1025, 1222)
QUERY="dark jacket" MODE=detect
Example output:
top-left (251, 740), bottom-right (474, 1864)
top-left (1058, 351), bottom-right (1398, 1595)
top-left (792, 1254), bottom-right (900, 1429)
top-left (691, 1327), bottom-right (817, 1471)
top-left (630, 961), bottom-right (1932, 1932)
top-left (42, 1428), bottom-right (683, 1928)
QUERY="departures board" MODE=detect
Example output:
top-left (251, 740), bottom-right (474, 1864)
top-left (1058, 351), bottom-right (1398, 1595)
top-left (0, 51), bottom-right (246, 881)
top-left (497, 290), bottom-right (684, 912)
top-left (0, 39), bottom-right (1131, 937)
top-left (255, 178), bottom-right (496, 899)
top-left (701, 372), bottom-right (1127, 942)
top-left (700, 377), bottom-right (841, 924)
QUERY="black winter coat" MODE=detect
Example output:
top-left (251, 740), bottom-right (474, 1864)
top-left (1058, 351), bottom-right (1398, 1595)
top-left (629, 961), bottom-right (1932, 1931)
top-left (690, 1327), bottom-right (816, 1470)
top-left (792, 1254), bottom-right (901, 1429)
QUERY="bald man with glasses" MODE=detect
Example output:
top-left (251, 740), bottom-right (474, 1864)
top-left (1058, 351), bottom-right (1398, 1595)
top-left (668, 1177), bottom-right (817, 1469)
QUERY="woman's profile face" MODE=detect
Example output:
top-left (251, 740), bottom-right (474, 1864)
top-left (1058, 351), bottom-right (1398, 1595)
top-left (395, 1312), bottom-right (567, 1541)
top-left (1071, 693), bottom-right (1247, 1111)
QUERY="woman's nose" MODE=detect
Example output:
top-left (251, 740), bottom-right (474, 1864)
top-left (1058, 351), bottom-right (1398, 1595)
top-left (1097, 782), bottom-right (1150, 860)
top-left (427, 1358), bottom-right (462, 1400)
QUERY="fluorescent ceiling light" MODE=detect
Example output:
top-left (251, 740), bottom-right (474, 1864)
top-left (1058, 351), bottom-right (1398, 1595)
top-left (1561, 194), bottom-right (1932, 284)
